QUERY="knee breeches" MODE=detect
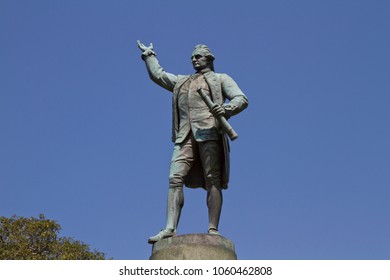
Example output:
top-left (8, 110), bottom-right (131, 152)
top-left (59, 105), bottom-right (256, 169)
top-left (169, 133), bottom-right (223, 189)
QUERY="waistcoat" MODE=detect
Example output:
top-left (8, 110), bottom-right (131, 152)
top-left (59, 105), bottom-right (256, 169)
top-left (171, 71), bottom-right (224, 143)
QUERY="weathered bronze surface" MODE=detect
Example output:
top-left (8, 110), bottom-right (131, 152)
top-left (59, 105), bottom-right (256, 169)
top-left (137, 41), bottom-right (248, 244)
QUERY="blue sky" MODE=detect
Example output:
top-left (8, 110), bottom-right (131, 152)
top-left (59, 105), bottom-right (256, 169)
top-left (1, 0), bottom-right (389, 259)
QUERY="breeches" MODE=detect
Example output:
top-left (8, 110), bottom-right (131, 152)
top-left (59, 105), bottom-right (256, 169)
top-left (169, 133), bottom-right (223, 189)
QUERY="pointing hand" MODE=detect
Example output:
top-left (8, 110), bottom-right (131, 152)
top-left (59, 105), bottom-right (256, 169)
top-left (137, 40), bottom-right (153, 52)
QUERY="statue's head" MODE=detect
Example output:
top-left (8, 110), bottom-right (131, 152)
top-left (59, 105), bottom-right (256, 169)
top-left (191, 44), bottom-right (215, 72)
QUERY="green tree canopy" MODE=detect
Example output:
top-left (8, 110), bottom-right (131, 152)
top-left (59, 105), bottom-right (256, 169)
top-left (0, 214), bottom-right (106, 260)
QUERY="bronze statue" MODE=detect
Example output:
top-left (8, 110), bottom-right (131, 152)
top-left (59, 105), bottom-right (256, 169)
top-left (137, 41), bottom-right (248, 244)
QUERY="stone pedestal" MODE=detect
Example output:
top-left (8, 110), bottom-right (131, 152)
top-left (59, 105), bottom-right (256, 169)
top-left (149, 234), bottom-right (237, 260)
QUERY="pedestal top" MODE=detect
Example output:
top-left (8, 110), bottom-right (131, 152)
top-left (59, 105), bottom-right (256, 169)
top-left (150, 233), bottom-right (237, 260)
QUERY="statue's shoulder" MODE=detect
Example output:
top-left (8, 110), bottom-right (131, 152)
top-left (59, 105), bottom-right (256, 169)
top-left (172, 75), bottom-right (191, 91)
top-left (204, 71), bottom-right (223, 79)
top-left (216, 73), bottom-right (239, 85)
top-left (212, 73), bottom-right (232, 84)
top-left (178, 74), bottom-right (190, 79)
top-left (177, 74), bottom-right (190, 83)
top-left (215, 73), bottom-right (230, 78)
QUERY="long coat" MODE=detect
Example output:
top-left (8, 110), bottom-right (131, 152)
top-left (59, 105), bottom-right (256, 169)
top-left (144, 55), bottom-right (248, 189)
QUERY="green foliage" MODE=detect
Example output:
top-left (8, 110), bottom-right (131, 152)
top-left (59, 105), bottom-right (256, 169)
top-left (0, 214), bottom-right (106, 260)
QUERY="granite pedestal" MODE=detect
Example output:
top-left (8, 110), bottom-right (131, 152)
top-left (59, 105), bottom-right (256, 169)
top-left (149, 234), bottom-right (237, 260)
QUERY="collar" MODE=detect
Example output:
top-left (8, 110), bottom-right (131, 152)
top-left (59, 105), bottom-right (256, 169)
top-left (196, 68), bottom-right (212, 74)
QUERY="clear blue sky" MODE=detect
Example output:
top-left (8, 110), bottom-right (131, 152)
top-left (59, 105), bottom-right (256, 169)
top-left (1, 0), bottom-right (389, 260)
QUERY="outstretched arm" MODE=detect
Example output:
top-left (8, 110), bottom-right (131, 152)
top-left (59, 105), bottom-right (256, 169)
top-left (137, 40), bottom-right (178, 92)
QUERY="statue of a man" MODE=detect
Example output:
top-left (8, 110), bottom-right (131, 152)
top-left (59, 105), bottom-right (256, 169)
top-left (137, 41), bottom-right (248, 244)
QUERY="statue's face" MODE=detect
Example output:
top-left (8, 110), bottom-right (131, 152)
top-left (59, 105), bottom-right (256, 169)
top-left (191, 54), bottom-right (209, 72)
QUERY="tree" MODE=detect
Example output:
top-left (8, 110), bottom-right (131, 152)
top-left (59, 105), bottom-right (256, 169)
top-left (0, 214), bottom-right (106, 260)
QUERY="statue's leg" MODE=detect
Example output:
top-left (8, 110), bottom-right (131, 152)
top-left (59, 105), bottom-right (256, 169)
top-left (165, 186), bottom-right (184, 231)
top-left (167, 135), bottom-right (196, 231)
top-left (199, 139), bottom-right (223, 234)
top-left (148, 187), bottom-right (183, 243)
top-left (206, 185), bottom-right (223, 234)
top-left (148, 136), bottom-right (195, 244)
